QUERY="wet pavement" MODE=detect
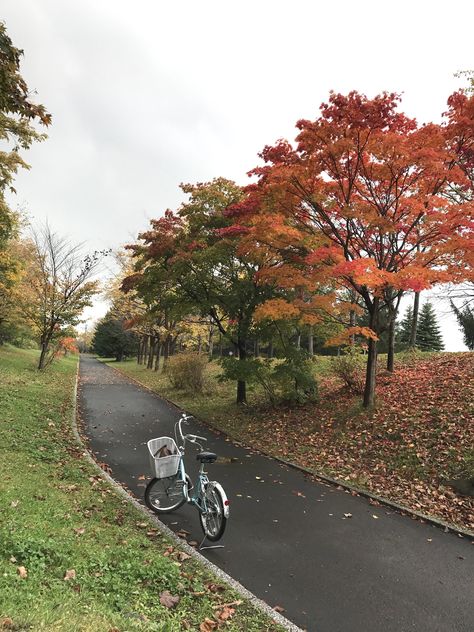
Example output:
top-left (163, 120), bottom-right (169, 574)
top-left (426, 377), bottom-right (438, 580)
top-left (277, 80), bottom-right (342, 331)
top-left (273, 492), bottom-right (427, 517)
top-left (78, 356), bottom-right (474, 632)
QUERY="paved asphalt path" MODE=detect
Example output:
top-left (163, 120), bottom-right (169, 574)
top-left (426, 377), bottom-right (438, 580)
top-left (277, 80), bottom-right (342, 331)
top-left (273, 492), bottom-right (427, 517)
top-left (78, 357), bottom-right (474, 632)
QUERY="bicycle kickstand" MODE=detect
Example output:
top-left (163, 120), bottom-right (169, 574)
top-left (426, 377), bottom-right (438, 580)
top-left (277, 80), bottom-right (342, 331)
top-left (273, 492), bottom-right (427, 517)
top-left (199, 534), bottom-right (225, 551)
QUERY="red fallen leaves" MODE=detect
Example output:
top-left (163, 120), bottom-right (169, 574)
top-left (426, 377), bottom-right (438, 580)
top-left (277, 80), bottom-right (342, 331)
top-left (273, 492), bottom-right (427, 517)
top-left (229, 353), bottom-right (474, 531)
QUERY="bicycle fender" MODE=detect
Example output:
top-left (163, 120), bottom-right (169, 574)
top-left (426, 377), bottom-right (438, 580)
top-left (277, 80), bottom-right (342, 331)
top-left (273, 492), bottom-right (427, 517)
top-left (209, 481), bottom-right (230, 518)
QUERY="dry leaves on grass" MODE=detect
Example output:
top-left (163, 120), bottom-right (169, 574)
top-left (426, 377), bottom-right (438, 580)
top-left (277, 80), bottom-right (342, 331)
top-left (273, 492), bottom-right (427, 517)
top-left (159, 590), bottom-right (180, 608)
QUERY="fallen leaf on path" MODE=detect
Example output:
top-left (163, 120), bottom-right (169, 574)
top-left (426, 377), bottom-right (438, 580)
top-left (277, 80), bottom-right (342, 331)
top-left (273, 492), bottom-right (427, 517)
top-left (273, 605), bottom-right (285, 613)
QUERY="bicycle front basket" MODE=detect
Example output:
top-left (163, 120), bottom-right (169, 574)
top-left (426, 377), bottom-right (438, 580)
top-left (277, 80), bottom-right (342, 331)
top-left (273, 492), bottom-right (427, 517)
top-left (147, 437), bottom-right (180, 479)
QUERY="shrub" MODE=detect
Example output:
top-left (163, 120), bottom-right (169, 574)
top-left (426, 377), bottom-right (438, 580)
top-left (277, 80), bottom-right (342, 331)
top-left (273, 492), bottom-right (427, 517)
top-left (219, 349), bottom-right (318, 406)
top-left (166, 352), bottom-right (208, 392)
top-left (332, 347), bottom-right (365, 394)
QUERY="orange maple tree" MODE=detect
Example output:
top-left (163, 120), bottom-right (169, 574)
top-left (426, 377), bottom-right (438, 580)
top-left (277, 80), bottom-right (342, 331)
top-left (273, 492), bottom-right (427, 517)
top-left (225, 91), bottom-right (473, 407)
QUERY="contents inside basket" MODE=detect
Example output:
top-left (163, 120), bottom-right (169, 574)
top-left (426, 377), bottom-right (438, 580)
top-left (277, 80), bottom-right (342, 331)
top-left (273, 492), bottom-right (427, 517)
top-left (154, 444), bottom-right (176, 458)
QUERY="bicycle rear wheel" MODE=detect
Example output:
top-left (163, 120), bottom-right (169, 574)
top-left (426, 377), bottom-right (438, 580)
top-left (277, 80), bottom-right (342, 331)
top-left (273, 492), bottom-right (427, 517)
top-left (199, 483), bottom-right (227, 541)
top-left (144, 474), bottom-right (187, 513)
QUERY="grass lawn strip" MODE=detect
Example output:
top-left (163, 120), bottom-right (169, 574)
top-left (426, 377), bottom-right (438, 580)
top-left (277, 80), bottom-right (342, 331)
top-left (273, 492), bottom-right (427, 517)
top-left (106, 353), bottom-right (474, 534)
top-left (0, 346), bottom-right (285, 632)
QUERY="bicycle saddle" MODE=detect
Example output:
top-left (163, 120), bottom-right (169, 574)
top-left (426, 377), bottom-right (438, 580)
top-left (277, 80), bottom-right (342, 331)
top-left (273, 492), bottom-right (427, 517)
top-left (196, 451), bottom-right (217, 463)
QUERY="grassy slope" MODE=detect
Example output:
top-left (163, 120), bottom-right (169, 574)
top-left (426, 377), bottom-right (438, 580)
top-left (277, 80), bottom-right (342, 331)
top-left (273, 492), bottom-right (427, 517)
top-left (108, 352), bottom-right (474, 532)
top-left (0, 346), bottom-right (282, 632)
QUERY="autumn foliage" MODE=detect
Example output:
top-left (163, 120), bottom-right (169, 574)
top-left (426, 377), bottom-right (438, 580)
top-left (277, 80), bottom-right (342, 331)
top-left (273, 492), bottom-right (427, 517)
top-left (224, 90), bottom-right (474, 406)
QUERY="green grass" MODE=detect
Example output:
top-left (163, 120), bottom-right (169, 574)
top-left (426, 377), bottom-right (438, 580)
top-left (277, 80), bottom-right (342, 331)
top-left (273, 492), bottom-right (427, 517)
top-left (0, 346), bottom-right (283, 631)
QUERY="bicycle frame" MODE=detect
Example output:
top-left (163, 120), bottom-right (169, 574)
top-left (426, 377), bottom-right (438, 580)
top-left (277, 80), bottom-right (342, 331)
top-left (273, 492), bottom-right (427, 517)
top-left (174, 415), bottom-right (229, 519)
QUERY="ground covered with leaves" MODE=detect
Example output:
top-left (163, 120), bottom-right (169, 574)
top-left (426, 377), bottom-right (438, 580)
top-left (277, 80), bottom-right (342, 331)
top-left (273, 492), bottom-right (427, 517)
top-left (0, 346), bottom-right (283, 632)
top-left (111, 352), bottom-right (474, 534)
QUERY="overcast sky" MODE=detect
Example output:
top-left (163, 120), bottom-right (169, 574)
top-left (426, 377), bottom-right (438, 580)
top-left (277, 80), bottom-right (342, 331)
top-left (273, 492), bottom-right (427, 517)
top-left (3, 0), bottom-right (473, 349)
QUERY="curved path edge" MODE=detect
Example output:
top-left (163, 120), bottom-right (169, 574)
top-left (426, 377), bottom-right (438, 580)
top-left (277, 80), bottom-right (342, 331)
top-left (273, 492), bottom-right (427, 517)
top-left (107, 361), bottom-right (474, 541)
top-left (70, 361), bottom-right (303, 632)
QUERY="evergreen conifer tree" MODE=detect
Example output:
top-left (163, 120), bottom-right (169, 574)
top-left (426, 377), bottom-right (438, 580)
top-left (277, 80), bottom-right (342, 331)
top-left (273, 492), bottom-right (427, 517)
top-left (397, 305), bottom-right (414, 349)
top-left (451, 301), bottom-right (474, 350)
top-left (416, 302), bottom-right (444, 351)
top-left (92, 312), bottom-right (138, 361)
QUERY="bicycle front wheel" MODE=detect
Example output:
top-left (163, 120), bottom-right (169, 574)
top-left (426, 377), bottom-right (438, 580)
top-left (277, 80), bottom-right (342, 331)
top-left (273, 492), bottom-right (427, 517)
top-left (144, 474), bottom-right (186, 514)
top-left (199, 483), bottom-right (227, 541)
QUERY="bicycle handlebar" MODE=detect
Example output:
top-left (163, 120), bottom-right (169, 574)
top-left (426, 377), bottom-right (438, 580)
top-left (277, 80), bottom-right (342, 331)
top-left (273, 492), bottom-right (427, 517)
top-left (176, 414), bottom-right (206, 448)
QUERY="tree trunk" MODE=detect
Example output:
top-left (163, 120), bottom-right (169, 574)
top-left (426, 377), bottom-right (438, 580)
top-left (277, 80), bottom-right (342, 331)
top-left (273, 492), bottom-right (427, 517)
top-left (147, 338), bottom-right (155, 369)
top-left (268, 339), bottom-right (274, 359)
top-left (349, 309), bottom-right (356, 345)
top-left (197, 335), bottom-right (202, 354)
top-left (363, 299), bottom-right (379, 408)
top-left (296, 333), bottom-right (301, 350)
top-left (163, 336), bottom-right (170, 363)
top-left (308, 326), bottom-right (314, 357)
top-left (143, 335), bottom-right (149, 365)
top-left (409, 291), bottom-right (420, 348)
top-left (387, 317), bottom-right (395, 372)
top-left (236, 342), bottom-right (247, 405)
top-left (154, 343), bottom-right (162, 371)
top-left (254, 339), bottom-right (260, 357)
top-left (38, 341), bottom-right (49, 370)
top-left (208, 328), bottom-right (214, 358)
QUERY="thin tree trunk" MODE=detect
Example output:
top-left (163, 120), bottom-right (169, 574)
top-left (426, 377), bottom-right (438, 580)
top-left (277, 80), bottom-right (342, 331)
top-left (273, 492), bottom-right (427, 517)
top-left (208, 327), bottom-right (214, 359)
top-left (254, 339), bottom-right (260, 357)
top-left (386, 293), bottom-right (402, 372)
top-left (143, 335), bottom-right (149, 365)
top-left (387, 318), bottom-right (395, 372)
top-left (296, 333), bottom-right (301, 350)
top-left (236, 341), bottom-right (247, 405)
top-left (363, 299), bottom-right (379, 408)
top-left (219, 334), bottom-right (223, 357)
top-left (409, 291), bottom-right (420, 348)
top-left (163, 336), bottom-right (170, 363)
top-left (268, 339), bottom-right (274, 359)
top-left (154, 343), bottom-right (162, 371)
top-left (308, 326), bottom-right (314, 357)
top-left (147, 337), bottom-right (155, 369)
top-left (349, 309), bottom-right (356, 345)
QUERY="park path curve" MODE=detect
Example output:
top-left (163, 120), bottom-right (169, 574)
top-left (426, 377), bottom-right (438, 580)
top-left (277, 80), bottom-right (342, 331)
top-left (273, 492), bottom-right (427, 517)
top-left (78, 356), bottom-right (474, 632)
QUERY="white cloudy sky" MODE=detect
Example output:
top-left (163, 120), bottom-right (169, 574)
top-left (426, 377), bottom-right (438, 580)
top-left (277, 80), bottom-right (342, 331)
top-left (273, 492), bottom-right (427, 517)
top-left (3, 0), bottom-right (473, 349)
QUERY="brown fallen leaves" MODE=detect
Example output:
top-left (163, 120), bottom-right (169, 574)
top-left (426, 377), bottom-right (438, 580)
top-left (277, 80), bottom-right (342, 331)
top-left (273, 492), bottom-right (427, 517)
top-left (17, 566), bottom-right (27, 579)
top-left (227, 353), bottom-right (474, 531)
top-left (199, 601), bottom-right (241, 630)
top-left (159, 590), bottom-right (180, 608)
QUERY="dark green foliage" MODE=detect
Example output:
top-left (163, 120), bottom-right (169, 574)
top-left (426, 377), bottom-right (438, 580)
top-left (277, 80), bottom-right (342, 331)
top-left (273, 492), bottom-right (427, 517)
top-left (219, 349), bottom-right (317, 406)
top-left (416, 302), bottom-right (444, 351)
top-left (92, 312), bottom-right (138, 361)
top-left (397, 305), bottom-right (414, 349)
top-left (451, 301), bottom-right (474, 350)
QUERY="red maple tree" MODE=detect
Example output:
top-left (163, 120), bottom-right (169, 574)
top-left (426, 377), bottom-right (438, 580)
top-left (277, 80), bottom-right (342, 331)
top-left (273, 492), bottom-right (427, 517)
top-left (227, 91), bottom-right (473, 407)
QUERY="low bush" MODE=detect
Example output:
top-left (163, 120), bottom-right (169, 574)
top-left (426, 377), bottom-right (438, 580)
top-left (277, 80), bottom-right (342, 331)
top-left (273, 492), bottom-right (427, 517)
top-left (332, 347), bottom-right (365, 394)
top-left (166, 352), bottom-right (208, 392)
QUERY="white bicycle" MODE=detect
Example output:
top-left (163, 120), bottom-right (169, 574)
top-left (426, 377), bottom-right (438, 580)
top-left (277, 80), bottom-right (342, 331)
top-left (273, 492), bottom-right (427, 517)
top-left (144, 414), bottom-right (229, 542)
